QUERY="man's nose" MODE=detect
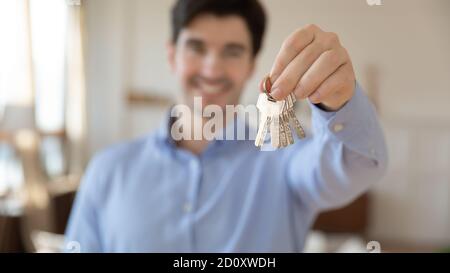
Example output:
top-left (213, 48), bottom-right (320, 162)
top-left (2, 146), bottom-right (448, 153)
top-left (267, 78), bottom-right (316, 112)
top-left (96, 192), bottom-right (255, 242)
top-left (201, 52), bottom-right (225, 78)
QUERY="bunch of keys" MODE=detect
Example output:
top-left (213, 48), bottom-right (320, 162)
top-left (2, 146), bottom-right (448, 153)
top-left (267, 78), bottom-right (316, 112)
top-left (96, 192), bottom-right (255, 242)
top-left (255, 76), bottom-right (305, 148)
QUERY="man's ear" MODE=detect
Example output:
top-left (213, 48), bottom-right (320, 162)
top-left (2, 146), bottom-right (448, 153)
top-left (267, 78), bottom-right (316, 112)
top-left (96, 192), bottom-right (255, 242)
top-left (166, 41), bottom-right (176, 72)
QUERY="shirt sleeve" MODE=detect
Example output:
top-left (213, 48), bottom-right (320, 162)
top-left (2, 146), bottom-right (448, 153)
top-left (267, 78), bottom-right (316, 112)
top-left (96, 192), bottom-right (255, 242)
top-left (285, 82), bottom-right (388, 212)
top-left (64, 156), bottom-right (104, 253)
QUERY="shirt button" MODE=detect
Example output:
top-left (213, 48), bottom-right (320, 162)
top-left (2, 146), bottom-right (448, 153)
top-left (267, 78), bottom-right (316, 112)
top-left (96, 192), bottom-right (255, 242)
top-left (183, 203), bottom-right (192, 213)
top-left (333, 123), bottom-right (344, 133)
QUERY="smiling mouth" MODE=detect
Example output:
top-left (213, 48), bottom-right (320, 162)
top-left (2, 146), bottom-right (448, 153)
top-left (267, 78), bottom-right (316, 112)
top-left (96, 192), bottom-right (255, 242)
top-left (192, 78), bottom-right (231, 96)
top-left (200, 84), bottom-right (226, 95)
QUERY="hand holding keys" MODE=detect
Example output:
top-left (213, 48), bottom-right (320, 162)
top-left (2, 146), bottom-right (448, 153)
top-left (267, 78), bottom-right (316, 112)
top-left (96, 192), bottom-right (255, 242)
top-left (255, 76), bottom-right (305, 149)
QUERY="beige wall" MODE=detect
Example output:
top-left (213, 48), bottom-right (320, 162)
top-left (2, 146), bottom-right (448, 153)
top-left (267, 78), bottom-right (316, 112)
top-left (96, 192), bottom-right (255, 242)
top-left (84, 0), bottom-right (450, 246)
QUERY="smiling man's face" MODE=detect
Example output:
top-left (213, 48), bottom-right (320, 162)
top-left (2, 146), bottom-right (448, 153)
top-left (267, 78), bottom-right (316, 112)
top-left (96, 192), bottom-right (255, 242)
top-left (168, 14), bottom-right (256, 111)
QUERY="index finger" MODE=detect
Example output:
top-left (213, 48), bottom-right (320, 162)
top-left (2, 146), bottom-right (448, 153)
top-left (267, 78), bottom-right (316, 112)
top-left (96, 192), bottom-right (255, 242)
top-left (269, 24), bottom-right (320, 84)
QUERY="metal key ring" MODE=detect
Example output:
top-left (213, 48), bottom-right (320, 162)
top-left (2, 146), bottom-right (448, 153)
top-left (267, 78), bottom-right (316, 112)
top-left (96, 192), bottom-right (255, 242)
top-left (263, 75), bottom-right (276, 102)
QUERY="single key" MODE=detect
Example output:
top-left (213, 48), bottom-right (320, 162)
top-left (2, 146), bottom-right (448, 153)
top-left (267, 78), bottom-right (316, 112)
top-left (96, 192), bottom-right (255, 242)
top-left (281, 103), bottom-right (294, 145)
top-left (270, 114), bottom-right (281, 148)
top-left (255, 93), bottom-right (284, 147)
top-left (255, 114), bottom-right (271, 147)
top-left (278, 112), bottom-right (288, 147)
top-left (255, 94), bottom-right (271, 147)
top-left (278, 98), bottom-right (290, 147)
top-left (284, 93), bottom-right (305, 139)
top-left (279, 94), bottom-right (294, 145)
top-left (263, 76), bottom-right (286, 147)
top-left (289, 110), bottom-right (306, 139)
top-left (268, 98), bottom-right (285, 148)
top-left (288, 95), bottom-right (297, 143)
top-left (283, 112), bottom-right (294, 145)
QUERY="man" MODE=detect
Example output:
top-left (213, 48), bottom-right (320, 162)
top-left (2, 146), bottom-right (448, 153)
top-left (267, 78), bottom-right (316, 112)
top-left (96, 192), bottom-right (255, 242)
top-left (65, 0), bottom-right (387, 252)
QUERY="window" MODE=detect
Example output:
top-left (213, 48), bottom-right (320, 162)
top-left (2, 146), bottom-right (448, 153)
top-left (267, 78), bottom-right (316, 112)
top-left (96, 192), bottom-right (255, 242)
top-left (0, 0), bottom-right (70, 192)
top-left (0, 0), bottom-right (67, 132)
top-left (29, 0), bottom-right (67, 132)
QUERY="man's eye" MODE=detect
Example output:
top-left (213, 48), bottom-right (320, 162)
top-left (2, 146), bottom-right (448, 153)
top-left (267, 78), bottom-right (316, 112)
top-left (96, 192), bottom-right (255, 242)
top-left (223, 49), bottom-right (243, 58)
top-left (188, 44), bottom-right (205, 55)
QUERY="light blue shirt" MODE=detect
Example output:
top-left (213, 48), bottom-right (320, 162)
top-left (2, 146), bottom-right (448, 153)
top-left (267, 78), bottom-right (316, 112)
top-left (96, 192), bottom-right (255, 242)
top-left (65, 83), bottom-right (387, 252)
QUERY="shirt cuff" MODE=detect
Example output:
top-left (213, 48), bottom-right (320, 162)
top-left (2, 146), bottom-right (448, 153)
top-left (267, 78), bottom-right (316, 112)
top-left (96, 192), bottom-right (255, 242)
top-left (309, 81), bottom-right (385, 161)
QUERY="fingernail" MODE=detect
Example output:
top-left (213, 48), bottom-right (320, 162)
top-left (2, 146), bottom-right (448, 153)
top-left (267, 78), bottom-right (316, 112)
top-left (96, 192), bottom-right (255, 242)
top-left (271, 88), bottom-right (281, 100)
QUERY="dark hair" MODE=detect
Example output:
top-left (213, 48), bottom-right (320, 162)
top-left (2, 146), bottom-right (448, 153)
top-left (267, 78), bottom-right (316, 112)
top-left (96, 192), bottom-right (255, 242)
top-left (171, 0), bottom-right (267, 57)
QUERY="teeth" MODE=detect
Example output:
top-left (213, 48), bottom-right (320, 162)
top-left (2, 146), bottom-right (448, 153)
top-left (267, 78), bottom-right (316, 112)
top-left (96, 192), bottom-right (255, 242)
top-left (201, 83), bottom-right (223, 94)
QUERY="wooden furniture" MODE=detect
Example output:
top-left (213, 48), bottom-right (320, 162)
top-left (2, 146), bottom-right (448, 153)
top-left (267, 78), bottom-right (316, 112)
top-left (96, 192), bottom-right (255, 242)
top-left (0, 214), bottom-right (26, 252)
top-left (0, 132), bottom-right (27, 252)
top-left (127, 91), bottom-right (173, 107)
top-left (313, 194), bottom-right (369, 235)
